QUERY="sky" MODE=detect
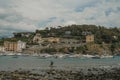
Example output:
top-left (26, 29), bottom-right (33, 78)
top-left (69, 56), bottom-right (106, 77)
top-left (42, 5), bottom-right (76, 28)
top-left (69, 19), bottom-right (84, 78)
top-left (0, 0), bottom-right (120, 38)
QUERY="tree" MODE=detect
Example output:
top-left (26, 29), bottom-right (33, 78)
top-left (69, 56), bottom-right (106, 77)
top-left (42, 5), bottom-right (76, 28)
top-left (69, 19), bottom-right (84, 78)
top-left (110, 44), bottom-right (115, 54)
top-left (76, 45), bottom-right (87, 54)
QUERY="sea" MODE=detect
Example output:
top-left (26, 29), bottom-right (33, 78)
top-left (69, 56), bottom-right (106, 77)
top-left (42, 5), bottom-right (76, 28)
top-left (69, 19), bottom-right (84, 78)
top-left (0, 55), bottom-right (120, 71)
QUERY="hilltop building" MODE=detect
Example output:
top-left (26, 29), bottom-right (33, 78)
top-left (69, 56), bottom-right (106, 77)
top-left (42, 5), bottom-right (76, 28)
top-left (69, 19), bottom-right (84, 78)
top-left (86, 35), bottom-right (94, 43)
top-left (82, 31), bottom-right (92, 35)
top-left (43, 37), bottom-right (60, 43)
top-left (65, 31), bottom-right (71, 36)
top-left (4, 40), bottom-right (26, 52)
top-left (33, 33), bottom-right (43, 44)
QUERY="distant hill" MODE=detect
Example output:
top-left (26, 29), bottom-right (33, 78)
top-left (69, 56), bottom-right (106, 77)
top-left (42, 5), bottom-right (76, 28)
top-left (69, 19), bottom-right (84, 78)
top-left (36, 24), bottom-right (120, 44)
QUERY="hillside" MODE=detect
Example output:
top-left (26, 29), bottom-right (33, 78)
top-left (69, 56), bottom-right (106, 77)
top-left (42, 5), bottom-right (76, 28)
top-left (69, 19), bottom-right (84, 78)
top-left (1, 24), bottom-right (120, 55)
top-left (36, 24), bottom-right (120, 44)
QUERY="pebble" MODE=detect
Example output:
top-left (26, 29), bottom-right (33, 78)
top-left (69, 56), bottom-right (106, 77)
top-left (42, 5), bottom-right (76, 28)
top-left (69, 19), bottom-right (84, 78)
top-left (0, 68), bottom-right (120, 80)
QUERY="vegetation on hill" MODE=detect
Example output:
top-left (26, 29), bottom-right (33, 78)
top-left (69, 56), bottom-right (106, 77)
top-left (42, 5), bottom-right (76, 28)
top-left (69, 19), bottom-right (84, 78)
top-left (0, 24), bottom-right (120, 55)
top-left (36, 24), bottom-right (120, 44)
top-left (34, 24), bottom-right (120, 55)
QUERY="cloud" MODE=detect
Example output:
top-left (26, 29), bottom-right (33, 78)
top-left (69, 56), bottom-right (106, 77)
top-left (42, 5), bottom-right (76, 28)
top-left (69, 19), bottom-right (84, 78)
top-left (64, 21), bottom-right (77, 25)
top-left (0, 20), bottom-right (37, 32)
top-left (37, 17), bottom-right (57, 27)
top-left (0, 0), bottom-right (120, 37)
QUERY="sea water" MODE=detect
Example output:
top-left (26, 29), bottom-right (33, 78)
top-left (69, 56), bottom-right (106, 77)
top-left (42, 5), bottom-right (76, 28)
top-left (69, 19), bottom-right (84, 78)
top-left (0, 55), bottom-right (120, 71)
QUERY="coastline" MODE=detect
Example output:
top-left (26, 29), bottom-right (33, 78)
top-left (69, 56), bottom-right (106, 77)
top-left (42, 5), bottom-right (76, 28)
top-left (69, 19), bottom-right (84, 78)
top-left (0, 52), bottom-right (114, 59)
top-left (0, 53), bottom-right (120, 80)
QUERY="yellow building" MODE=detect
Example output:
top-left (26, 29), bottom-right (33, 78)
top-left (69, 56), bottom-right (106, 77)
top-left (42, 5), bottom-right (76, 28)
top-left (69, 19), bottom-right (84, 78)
top-left (4, 41), bottom-right (18, 52)
top-left (86, 35), bottom-right (94, 43)
top-left (43, 37), bottom-right (60, 43)
top-left (4, 40), bottom-right (26, 52)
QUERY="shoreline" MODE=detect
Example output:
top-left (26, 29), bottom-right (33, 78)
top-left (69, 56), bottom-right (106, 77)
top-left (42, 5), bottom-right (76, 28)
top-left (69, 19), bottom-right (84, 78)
top-left (0, 52), bottom-right (115, 59)
top-left (0, 53), bottom-right (120, 80)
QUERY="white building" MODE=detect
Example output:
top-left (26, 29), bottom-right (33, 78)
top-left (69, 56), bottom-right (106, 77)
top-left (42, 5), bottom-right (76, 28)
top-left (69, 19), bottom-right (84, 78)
top-left (33, 33), bottom-right (43, 44)
top-left (0, 46), bottom-right (5, 52)
top-left (17, 40), bottom-right (26, 52)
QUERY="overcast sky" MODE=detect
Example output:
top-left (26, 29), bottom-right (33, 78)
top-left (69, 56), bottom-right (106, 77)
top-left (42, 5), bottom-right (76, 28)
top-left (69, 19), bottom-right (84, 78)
top-left (0, 0), bottom-right (120, 37)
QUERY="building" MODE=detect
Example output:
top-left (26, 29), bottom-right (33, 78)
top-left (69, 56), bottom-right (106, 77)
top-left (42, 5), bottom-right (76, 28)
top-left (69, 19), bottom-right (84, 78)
top-left (65, 31), bottom-right (71, 35)
top-left (86, 35), bottom-right (94, 43)
top-left (82, 31), bottom-right (92, 35)
top-left (33, 33), bottom-right (43, 44)
top-left (4, 41), bottom-right (18, 52)
top-left (4, 40), bottom-right (26, 52)
top-left (43, 37), bottom-right (60, 43)
top-left (0, 46), bottom-right (5, 52)
top-left (17, 40), bottom-right (26, 52)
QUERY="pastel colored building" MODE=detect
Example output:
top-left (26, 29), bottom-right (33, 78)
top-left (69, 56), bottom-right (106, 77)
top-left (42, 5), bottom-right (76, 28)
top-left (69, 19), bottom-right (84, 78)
top-left (0, 46), bottom-right (5, 52)
top-left (33, 33), bottom-right (43, 44)
top-left (17, 40), bottom-right (26, 52)
top-left (43, 37), bottom-right (60, 43)
top-left (4, 40), bottom-right (26, 52)
top-left (86, 35), bottom-right (94, 43)
top-left (4, 41), bottom-right (18, 52)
